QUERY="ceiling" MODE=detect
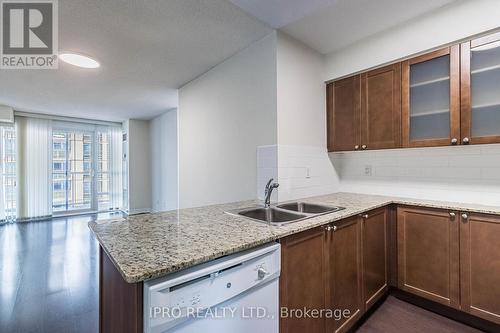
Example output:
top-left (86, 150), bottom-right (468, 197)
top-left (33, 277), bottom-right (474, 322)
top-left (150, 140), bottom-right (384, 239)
top-left (230, 0), bottom-right (458, 54)
top-left (280, 0), bottom-right (458, 54)
top-left (229, 0), bottom-right (339, 29)
top-left (0, 0), bottom-right (460, 122)
top-left (0, 0), bottom-right (271, 121)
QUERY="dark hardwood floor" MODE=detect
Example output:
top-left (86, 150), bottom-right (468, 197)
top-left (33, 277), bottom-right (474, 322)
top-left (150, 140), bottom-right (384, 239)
top-left (357, 296), bottom-right (483, 333)
top-left (0, 213), bottom-right (486, 333)
top-left (0, 212), bottom-right (123, 333)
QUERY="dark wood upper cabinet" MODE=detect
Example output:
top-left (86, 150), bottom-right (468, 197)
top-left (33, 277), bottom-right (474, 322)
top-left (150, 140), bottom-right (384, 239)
top-left (402, 46), bottom-right (460, 148)
top-left (460, 212), bottom-right (500, 324)
top-left (280, 227), bottom-right (327, 333)
top-left (326, 217), bottom-right (363, 333)
top-left (327, 30), bottom-right (500, 151)
top-left (327, 75), bottom-right (361, 152)
top-left (397, 206), bottom-right (460, 308)
top-left (361, 63), bottom-right (402, 150)
top-left (461, 31), bottom-right (500, 145)
top-left (361, 208), bottom-right (389, 310)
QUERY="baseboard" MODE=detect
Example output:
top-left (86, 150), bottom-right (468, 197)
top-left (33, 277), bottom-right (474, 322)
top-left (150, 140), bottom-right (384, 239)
top-left (127, 208), bottom-right (151, 215)
top-left (15, 215), bottom-right (53, 223)
top-left (391, 288), bottom-right (500, 333)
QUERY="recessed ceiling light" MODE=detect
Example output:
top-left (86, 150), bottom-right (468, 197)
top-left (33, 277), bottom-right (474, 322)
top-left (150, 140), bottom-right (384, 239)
top-left (59, 52), bottom-right (100, 69)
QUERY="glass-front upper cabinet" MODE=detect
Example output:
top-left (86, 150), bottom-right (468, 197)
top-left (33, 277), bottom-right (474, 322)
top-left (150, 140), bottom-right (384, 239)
top-left (461, 32), bottom-right (500, 145)
top-left (402, 46), bottom-right (460, 147)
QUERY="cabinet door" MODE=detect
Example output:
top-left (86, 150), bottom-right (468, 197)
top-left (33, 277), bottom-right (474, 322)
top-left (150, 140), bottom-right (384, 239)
top-left (327, 76), bottom-right (361, 152)
top-left (326, 217), bottom-right (363, 333)
top-left (397, 207), bottom-right (460, 308)
top-left (280, 227), bottom-right (327, 333)
top-left (461, 32), bottom-right (500, 145)
top-left (460, 212), bottom-right (500, 324)
top-left (402, 46), bottom-right (460, 147)
top-left (361, 64), bottom-right (401, 150)
top-left (361, 208), bottom-right (388, 310)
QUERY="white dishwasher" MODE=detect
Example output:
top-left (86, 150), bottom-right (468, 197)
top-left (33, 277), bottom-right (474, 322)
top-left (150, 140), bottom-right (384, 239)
top-left (144, 243), bottom-right (281, 333)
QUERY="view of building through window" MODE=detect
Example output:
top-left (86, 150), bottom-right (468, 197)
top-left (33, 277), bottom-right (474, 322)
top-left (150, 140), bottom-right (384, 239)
top-left (52, 129), bottom-right (112, 213)
top-left (0, 121), bottom-right (121, 221)
top-left (52, 131), bottom-right (93, 212)
top-left (96, 131), bottom-right (111, 210)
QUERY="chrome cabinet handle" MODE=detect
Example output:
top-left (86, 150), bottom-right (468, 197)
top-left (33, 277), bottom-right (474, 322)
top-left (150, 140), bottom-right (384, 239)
top-left (451, 138), bottom-right (458, 145)
top-left (354, 145), bottom-right (359, 150)
top-left (461, 213), bottom-right (468, 220)
top-left (332, 225), bottom-right (337, 232)
top-left (361, 145), bottom-right (367, 150)
top-left (462, 137), bottom-right (470, 144)
top-left (359, 214), bottom-right (369, 219)
top-left (449, 212), bottom-right (456, 219)
top-left (324, 225), bottom-right (333, 231)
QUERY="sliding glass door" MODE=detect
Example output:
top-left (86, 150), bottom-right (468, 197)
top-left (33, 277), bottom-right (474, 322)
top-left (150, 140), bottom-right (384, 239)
top-left (52, 130), bottom-right (93, 213)
top-left (52, 125), bottom-right (119, 215)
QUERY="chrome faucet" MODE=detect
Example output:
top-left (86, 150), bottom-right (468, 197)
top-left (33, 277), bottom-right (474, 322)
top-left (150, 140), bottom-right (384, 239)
top-left (264, 178), bottom-right (279, 208)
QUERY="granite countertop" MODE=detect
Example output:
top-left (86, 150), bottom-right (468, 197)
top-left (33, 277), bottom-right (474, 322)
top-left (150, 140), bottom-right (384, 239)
top-left (89, 192), bottom-right (500, 283)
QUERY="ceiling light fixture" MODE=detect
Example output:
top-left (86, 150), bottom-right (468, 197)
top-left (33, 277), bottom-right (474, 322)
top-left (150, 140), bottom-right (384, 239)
top-left (59, 52), bottom-right (100, 69)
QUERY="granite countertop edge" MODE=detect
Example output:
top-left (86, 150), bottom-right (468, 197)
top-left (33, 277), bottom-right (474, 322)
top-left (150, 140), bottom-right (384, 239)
top-left (89, 192), bottom-right (500, 283)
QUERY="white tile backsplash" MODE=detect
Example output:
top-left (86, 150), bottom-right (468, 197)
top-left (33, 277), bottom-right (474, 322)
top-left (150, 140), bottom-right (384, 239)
top-left (257, 145), bottom-right (340, 202)
top-left (257, 143), bottom-right (500, 206)
top-left (330, 144), bottom-right (500, 206)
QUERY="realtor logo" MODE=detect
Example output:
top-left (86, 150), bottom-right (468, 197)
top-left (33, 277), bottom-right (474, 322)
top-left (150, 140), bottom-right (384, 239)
top-left (1, 0), bottom-right (58, 68)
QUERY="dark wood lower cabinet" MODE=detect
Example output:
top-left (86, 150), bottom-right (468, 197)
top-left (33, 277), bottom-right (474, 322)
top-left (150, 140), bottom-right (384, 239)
top-left (279, 227), bottom-right (327, 333)
top-left (387, 205), bottom-right (399, 288)
top-left (397, 206), bottom-right (460, 308)
top-left (460, 212), bottom-right (500, 324)
top-left (100, 247), bottom-right (143, 333)
top-left (326, 216), bottom-right (363, 333)
top-left (361, 208), bottom-right (389, 310)
top-left (280, 216), bottom-right (364, 333)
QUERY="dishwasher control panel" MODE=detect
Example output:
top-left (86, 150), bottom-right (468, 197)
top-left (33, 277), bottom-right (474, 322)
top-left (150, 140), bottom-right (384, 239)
top-left (144, 243), bottom-right (280, 333)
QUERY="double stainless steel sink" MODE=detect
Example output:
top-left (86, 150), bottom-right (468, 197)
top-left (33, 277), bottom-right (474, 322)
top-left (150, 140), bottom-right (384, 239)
top-left (226, 202), bottom-right (345, 226)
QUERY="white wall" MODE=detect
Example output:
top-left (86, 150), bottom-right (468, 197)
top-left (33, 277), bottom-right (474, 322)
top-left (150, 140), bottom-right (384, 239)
top-left (276, 32), bottom-right (326, 147)
top-left (276, 33), bottom-right (339, 202)
top-left (330, 145), bottom-right (500, 206)
top-left (257, 33), bottom-right (339, 202)
top-left (178, 33), bottom-right (278, 208)
top-left (125, 119), bottom-right (152, 214)
top-left (150, 109), bottom-right (178, 212)
top-left (324, 0), bottom-right (500, 81)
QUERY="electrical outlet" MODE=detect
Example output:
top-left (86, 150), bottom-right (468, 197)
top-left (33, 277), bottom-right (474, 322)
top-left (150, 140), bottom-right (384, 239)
top-left (364, 165), bottom-right (372, 176)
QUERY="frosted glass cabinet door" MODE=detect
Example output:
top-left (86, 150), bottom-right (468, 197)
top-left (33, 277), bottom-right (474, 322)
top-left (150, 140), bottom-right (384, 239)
top-left (461, 32), bottom-right (500, 145)
top-left (402, 46), bottom-right (460, 147)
